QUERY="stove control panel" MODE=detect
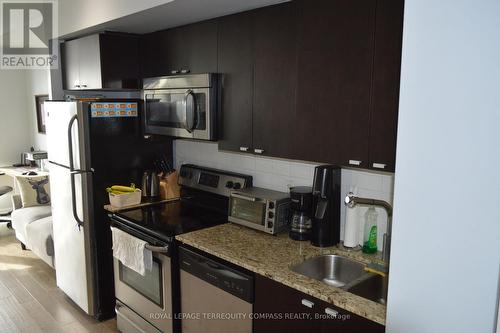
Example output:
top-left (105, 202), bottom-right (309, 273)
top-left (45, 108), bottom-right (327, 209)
top-left (178, 164), bottom-right (253, 197)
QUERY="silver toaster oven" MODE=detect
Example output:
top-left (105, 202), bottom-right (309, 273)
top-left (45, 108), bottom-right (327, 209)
top-left (228, 187), bottom-right (290, 235)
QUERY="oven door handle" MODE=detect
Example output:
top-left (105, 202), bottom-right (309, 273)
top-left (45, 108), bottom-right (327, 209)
top-left (145, 244), bottom-right (169, 254)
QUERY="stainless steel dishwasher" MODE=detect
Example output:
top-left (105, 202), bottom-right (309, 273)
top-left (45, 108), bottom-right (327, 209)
top-left (179, 246), bottom-right (253, 333)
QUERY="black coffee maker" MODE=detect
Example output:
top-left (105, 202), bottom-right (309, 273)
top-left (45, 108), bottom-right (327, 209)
top-left (311, 165), bottom-right (342, 247)
top-left (289, 186), bottom-right (313, 241)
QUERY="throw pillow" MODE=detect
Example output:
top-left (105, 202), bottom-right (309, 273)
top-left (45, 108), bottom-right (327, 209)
top-left (15, 176), bottom-right (51, 207)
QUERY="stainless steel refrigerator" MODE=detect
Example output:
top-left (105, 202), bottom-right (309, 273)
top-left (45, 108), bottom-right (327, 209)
top-left (45, 99), bottom-right (172, 319)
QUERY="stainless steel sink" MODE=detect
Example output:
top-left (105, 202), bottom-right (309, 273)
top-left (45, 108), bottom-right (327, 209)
top-left (290, 254), bottom-right (366, 288)
top-left (290, 254), bottom-right (388, 305)
top-left (346, 273), bottom-right (388, 305)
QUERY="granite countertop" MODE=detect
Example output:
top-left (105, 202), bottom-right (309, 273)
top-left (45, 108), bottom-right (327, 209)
top-left (176, 223), bottom-right (387, 325)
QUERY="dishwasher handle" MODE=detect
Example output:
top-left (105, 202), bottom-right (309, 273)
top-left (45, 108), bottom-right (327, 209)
top-left (202, 260), bottom-right (249, 281)
top-left (179, 246), bottom-right (254, 303)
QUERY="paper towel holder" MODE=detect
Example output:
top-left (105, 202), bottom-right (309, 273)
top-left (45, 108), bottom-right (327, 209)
top-left (338, 241), bottom-right (362, 252)
top-left (340, 192), bottom-right (362, 251)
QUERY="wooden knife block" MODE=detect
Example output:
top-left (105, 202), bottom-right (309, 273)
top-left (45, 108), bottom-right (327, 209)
top-left (159, 171), bottom-right (180, 200)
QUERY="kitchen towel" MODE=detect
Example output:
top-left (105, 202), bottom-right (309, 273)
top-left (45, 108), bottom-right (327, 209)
top-left (343, 205), bottom-right (359, 248)
top-left (111, 227), bottom-right (152, 276)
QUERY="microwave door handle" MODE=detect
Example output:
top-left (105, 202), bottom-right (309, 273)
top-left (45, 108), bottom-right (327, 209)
top-left (183, 89), bottom-right (196, 133)
top-left (144, 93), bottom-right (154, 115)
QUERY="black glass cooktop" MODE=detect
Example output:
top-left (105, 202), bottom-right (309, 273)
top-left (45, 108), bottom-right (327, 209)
top-left (114, 198), bottom-right (228, 243)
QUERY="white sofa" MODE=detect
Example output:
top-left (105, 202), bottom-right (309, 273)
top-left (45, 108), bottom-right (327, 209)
top-left (11, 194), bottom-right (54, 268)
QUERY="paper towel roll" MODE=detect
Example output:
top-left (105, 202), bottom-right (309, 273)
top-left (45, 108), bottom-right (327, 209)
top-left (343, 206), bottom-right (359, 248)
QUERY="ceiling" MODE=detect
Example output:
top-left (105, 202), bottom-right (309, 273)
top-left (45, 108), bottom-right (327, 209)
top-left (60, 0), bottom-right (289, 39)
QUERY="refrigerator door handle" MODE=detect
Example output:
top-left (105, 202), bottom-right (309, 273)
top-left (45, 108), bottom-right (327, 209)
top-left (70, 171), bottom-right (86, 230)
top-left (67, 114), bottom-right (92, 173)
top-left (68, 114), bottom-right (78, 172)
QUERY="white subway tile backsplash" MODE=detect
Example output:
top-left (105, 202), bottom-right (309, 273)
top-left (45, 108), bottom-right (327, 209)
top-left (382, 174), bottom-right (395, 191)
top-left (290, 162), bottom-right (317, 179)
top-left (173, 140), bottom-right (394, 249)
top-left (255, 157), bottom-right (291, 176)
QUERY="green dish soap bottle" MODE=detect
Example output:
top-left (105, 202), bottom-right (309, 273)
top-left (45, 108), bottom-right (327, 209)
top-left (362, 206), bottom-right (378, 254)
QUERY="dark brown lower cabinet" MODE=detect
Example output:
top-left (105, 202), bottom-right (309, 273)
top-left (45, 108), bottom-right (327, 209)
top-left (253, 275), bottom-right (385, 333)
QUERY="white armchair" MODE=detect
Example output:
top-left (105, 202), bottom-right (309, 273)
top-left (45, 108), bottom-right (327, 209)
top-left (10, 194), bottom-right (54, 268)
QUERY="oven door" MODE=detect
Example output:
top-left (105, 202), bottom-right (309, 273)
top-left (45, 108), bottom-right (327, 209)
top-left (228, 193), bottom-right (268, 232)
top-left (144, 88), bottom-right (213, 140)
top-left (113, 243), bottom-right (172, 333)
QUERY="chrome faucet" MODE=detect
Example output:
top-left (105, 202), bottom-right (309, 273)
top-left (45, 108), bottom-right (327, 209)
top-left (344, 193), bottom-right (393, 263)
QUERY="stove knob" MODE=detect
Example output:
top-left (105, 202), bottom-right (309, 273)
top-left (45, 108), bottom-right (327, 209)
top-left (268, 202), bottom-right (275, 209)
top-left (233, 182), bottom-right (241, 190)
top-left (225, 181), bottom-right (234, 189)
top-left (267, 221), bottom-right (274, 228)
top-left (268, 212), bottom-right (274, 219)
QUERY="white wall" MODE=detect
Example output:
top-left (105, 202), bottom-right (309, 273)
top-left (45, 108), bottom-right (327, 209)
top-left (0, 71), bottom-right (32, 166)
top-left (386, 1), bottom-right (500, 333)
top-left (174, 139), bottom-right (394, 249)
top-left (497, 301), bottom-right (500, 333)
top-left (56, 0), bottom-right (288, 38)
top-left (57, 0), bottom-right (174, 37)
top-left (0, 66), bottom-right (49, 166)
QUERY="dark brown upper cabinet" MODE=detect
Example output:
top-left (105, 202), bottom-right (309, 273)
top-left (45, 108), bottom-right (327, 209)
top-left (254, 274), bottom-right (385, 333)
top-left (140, 20), bottom-right (218, 78)
top-left (217, 0), bottom-right (402, 172)
top-left (217, 11), bottom-right (254, 153)
top-left (61, 33), bottom-right (140, 90)
top-left (218, 3), bottom-right (297, 158)
top-left (293, 0), bottom-right (377, 168)
top-left (252, 2), bottom-right (297, 158)
top-left (368, 0), bottom-right (404, 172)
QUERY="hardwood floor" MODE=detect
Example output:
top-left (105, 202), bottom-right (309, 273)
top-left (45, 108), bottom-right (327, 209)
top-left (0, 225), bottom-right (118, 333)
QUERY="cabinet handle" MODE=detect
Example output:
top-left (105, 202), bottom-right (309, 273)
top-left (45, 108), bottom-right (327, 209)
top-left (180, 69), bottom-right (190, 74)
top-left (324, 308), bottom-right (338, 318)
top-left (254, 148), bottom-right (265, 154)
top-left (239, 147), bottom-right (249, 152)
top-left (301, 299), bottom-right (314, 308)
top-left (171, 70), bottom-right (180, 75)
top-left (372, 163), bottom-right (387, 169)
top-left (349, 160), bottom-right (362, 166)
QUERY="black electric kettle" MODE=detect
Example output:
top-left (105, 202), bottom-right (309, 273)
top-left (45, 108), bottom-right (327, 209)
top-left (311, 165), bottom-right (342, 247)
top-left (141, 170), bottom-right (160, 199)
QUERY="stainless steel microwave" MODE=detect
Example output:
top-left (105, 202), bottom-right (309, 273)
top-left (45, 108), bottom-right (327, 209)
top-left (228, 187), bottom-right (290, 235)
top-left (142, 73), bottom-right (219, 140)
